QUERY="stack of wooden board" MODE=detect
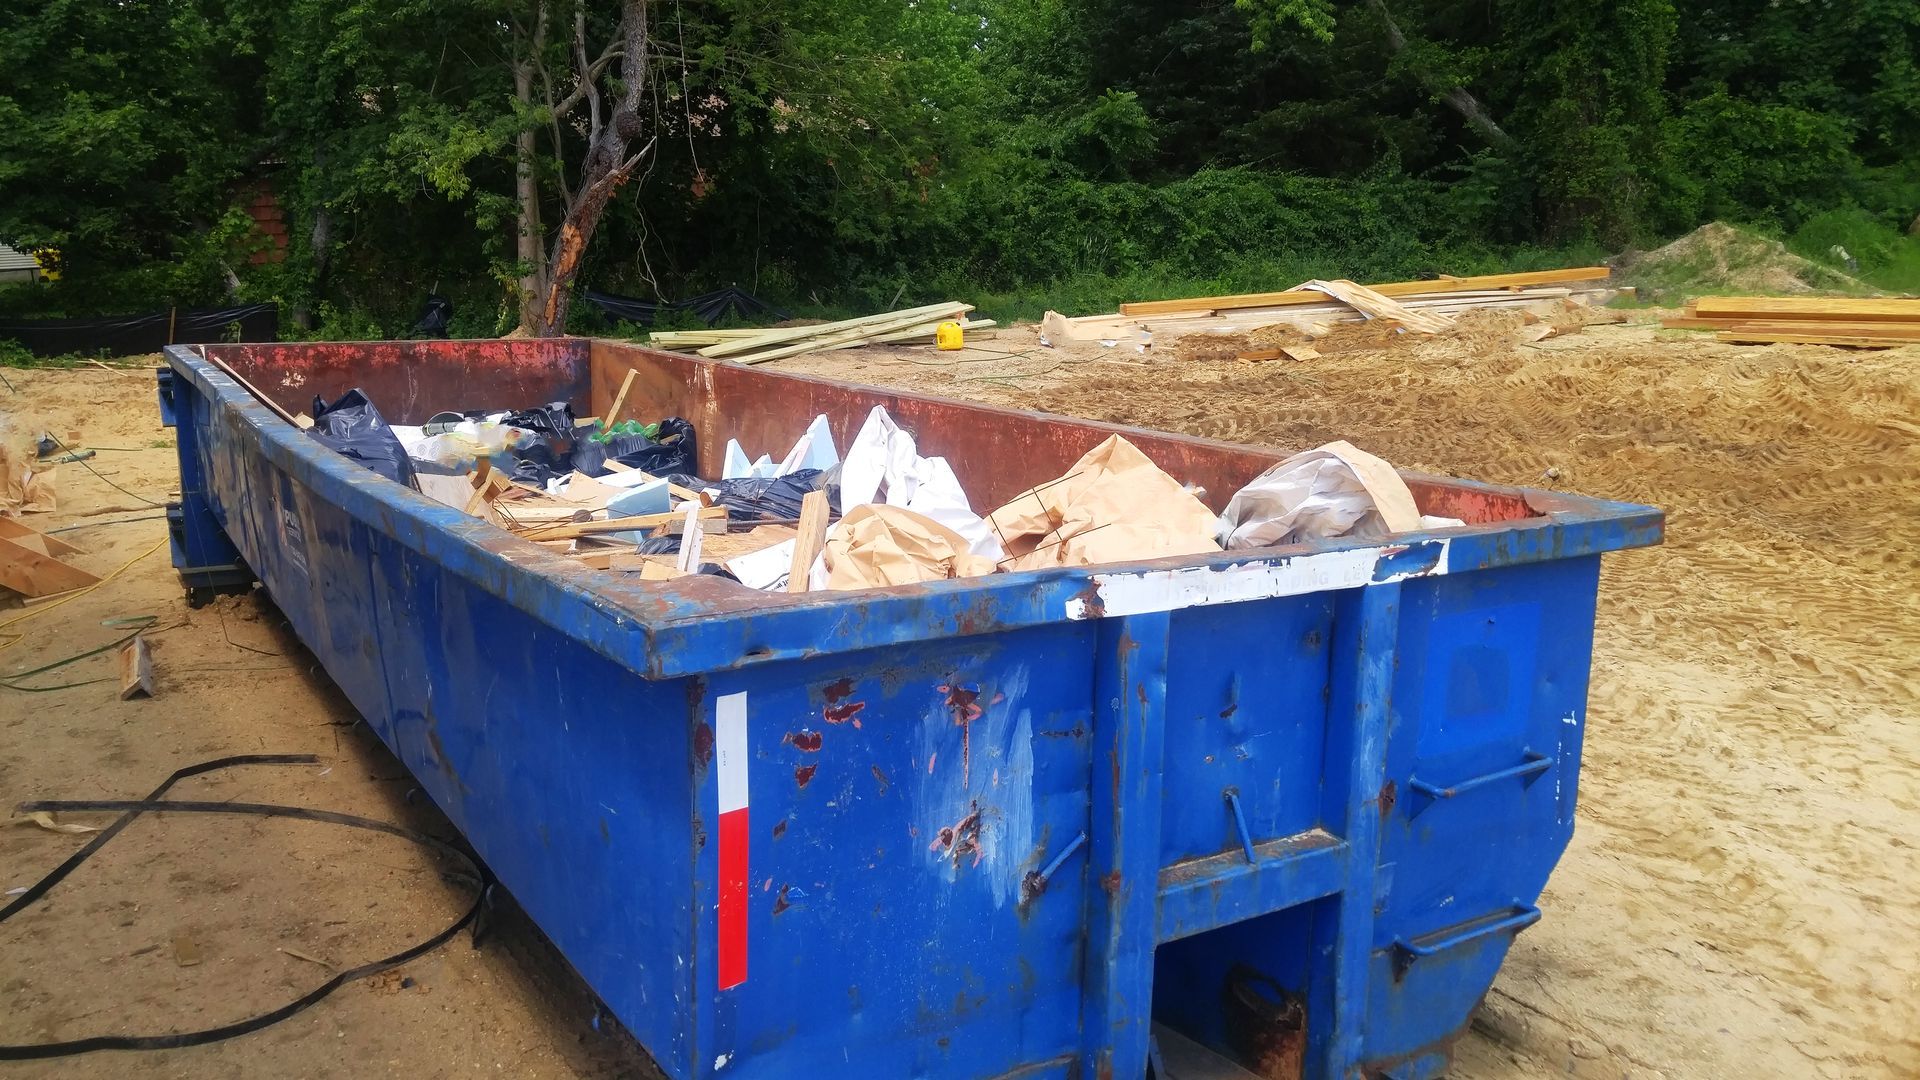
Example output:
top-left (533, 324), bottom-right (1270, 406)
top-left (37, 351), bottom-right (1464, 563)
top-left (1041, 267), bottom-right (1617, 347)
top-left (1663, 296), bottom-right (1920, 347)
top-left (647, 302), bottom-right (992, 363)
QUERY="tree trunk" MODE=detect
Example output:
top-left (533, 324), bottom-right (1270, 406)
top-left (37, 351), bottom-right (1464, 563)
top-left (514, 58), bottom-right (549, 333)
top-left (532, 0), bottom-right (653, 337)
top-left (294, 202), bottom-right (332, 332)
top-left (1366, 0), bottom-right (1517, 152)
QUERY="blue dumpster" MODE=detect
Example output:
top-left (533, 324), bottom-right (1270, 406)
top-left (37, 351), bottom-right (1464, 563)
top-left (157, 338), bottom-right (1661, 1080)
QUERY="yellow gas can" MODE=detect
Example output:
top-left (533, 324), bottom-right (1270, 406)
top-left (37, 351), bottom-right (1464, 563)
top-left (935, 321), bottom-right (964, 351)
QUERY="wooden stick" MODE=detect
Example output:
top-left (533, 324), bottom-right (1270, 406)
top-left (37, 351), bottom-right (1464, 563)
top-left (787, 490), bottom-right (830, 593)
top-left (605, 369), bottom-right (639, 426)
top-left (200, 349), bottom-right (301, 426)
top-left (1116, 267), bottom-right (1611, 317)
top-left (119, 637), bottom-right (155, 700)
top-left (513, 503), bottom-right (727, 542)
top-left (675, 505), bottom-right (703, 572)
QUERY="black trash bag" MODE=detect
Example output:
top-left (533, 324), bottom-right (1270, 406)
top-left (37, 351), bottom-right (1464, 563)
top-left (410, 295), bottom-right (454, 339)
top-left (307, 389), bottom-right (419, 490)
top-left (499, 401), bottom-right (579, 449)
top-left (635, 535), bottom-right (681, 555)
top-left (667, 468), bottom-right (835, 523)
top-left (574, 417), bottom-right (697, 477)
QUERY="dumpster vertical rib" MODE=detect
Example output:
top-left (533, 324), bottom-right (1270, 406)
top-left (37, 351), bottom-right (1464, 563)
top-left (1311, 583), bottom-right (1401, 1077)
top-left (1080, 612), bottom-right (1171, 1080)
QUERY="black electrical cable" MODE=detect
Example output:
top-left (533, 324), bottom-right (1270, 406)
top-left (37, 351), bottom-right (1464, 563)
top-left (0, 754), bottom-right (492, 1060)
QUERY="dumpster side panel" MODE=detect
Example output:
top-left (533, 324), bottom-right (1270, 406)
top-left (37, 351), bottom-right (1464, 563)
top-left (1159, 595), bottom-right (1337, 865)
top-left (186, 371), bottom-right (697, 1075)
top-left (684, 627), bottom-right (1096, 1080)
top-left (1361, 557), bottom-right (1603, 1066)
top-left (210, 338), bottom-right (590, 425)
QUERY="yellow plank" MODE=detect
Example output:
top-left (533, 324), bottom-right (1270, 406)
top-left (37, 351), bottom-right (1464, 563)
top-left (1117, 267), bottom-right (1612, 317)
top-left (1694, 296), bottom-right (1920, 323)
top-left (1721, 320), bottom-right (1920, 339)
top-left (1716, 332), bottom-right (1908, 348)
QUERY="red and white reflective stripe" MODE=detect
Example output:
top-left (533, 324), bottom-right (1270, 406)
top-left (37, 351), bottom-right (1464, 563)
top-left (715, 691), bottom-right (749, 991)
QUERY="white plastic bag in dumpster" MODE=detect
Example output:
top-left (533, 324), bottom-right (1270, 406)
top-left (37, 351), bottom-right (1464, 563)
top-left (1218, 440), bottom-right (1458, 549)
top-left (838, 406), bottom-right (1004, 561)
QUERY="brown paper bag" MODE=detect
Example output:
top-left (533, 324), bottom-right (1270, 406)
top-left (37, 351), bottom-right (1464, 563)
top-left (823, 504), bottom-right (996, 590)
top-left (987, 435), bottom-right (1221, 573)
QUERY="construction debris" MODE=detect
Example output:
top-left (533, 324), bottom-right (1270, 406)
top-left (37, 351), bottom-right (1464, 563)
top-left (119, 636), bottom-right (155, 700)
top-left (647, 302), bottom-right (994, 364)
top-left (1041, 267), bottom-right (1618, 352)
top-left (1664, 296), bottom-right (1920, 347)
top-left (1218, 441), bottom-right (1436, 549)
top-left (987, 434), bottom-right (1220, 572)
top-left (820, 504), bottom-right (996, 590)
top-left (0, 516), bottom-right (98, 597)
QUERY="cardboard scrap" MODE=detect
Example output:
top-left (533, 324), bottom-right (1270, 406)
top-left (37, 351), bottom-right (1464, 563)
top-left (987, 435), bottom-right (1221, 573)
top-left (822, 504), bottom-right (995, 590)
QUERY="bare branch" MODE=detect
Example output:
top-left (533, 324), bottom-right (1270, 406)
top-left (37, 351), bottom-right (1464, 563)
top-left (1366, 0), bottom-right (1515, 150)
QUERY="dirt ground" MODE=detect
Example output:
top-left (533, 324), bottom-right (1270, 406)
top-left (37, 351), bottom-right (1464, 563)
top-left (2, 314), bottom-right (1916, 1078)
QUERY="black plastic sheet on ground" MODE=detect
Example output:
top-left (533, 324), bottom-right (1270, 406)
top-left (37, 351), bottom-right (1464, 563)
top-left (0, 303), bottom-right (278, 358)
top-left (583, 286), bottom-right (787, 329)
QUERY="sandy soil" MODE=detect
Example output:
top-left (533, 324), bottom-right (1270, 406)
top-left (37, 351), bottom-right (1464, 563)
top-left (1, 314), bottom-right (1916, 1077)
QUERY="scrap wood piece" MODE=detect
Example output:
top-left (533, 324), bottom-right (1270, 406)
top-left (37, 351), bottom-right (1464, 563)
top-left (605, 369), bottom-right (639, 427)
top-left (787, 490), bottom-right (830, 594)
top-left (120, 636), bottom-right (155, 700)
top-left (0, 516), bottom-right (84, 559)
top-left (0, 533), bottom-right (99, 597)
top-left (1289, 280), bottom-right (1454, 334)
top-left (515, 503), bottom-right (728, 542)
top-left (1117, 266), bottom-right (1612, 317)
top-left (675, 505), bottom-right (704, 572)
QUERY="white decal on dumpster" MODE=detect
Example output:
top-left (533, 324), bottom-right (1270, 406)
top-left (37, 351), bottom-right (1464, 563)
top-left (1064, 540), bottom-right (1452, 619)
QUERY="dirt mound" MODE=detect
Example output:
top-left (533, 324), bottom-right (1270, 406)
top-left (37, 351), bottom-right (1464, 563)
top-left (1617, 221), bottom-right (1873, 301)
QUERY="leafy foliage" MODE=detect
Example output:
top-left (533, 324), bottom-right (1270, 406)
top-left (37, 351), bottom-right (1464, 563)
top-left (1, 0), bottom-right (1916, 329)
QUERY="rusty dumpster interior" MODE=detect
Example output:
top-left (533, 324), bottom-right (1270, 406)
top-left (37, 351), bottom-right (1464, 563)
top-left (200, 338), bottom-right (1551, 594)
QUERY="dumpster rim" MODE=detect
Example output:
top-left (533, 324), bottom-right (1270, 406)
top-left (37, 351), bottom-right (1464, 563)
top-left (166, 345), bottom-right (1664, 680)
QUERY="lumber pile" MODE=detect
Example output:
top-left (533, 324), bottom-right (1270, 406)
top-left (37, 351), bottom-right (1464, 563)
top-left (647, 302), bottom-right (991, 363)
top-left (1663, 296), bottom-right (1920, 347)
top-left (1042, 267), bottom-right (1617, 348)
